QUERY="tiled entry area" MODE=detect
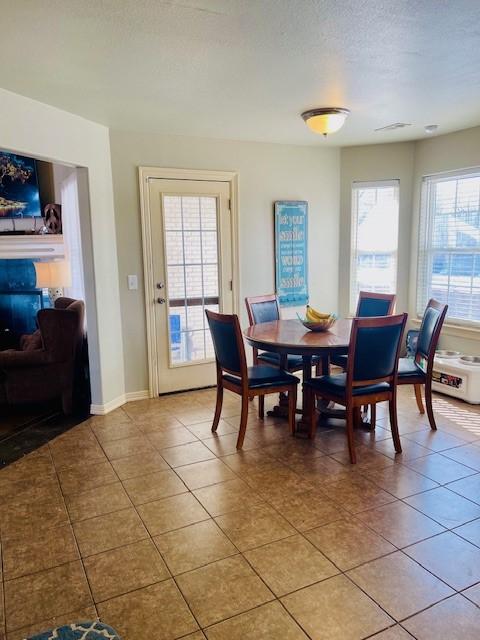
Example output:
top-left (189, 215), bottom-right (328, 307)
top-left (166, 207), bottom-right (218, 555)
top-left (1, 388), bottom-right (480, 639)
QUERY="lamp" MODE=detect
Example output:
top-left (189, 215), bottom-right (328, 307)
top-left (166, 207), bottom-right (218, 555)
top-left (301, 107), bottom-right (350, 137)
top-left (35, 260), bottom-right (72, 304)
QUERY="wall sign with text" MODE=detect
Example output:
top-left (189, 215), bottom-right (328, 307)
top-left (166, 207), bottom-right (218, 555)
top-left (274, 201), bottom-right (308, 307)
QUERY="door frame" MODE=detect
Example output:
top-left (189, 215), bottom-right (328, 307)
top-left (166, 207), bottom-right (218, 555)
top-left (138, 166), bottom-right (240, 397)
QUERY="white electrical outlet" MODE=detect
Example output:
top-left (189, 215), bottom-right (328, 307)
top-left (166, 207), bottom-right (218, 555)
top-left (127, 275), bottom-right (138, 290)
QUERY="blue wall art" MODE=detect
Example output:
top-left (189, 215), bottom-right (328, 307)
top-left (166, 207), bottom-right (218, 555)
top-left (0, 151), bottom-right (41, 219)
top-left (274, 201), bottom-right (309, 307)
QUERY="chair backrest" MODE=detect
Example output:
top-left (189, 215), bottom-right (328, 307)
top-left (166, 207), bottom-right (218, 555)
top-left (245, 294), bottom-right (280, 326)
top-left (347, 313), bottom-right (407, 388)
top-left (356, 291), bottom-right (396, 317)
top-left (205, 309), bottom-right (247, 379)
top-left (415, 299), bottom-right (448, 373)
top-left (37, 301), bottom-right (85, 362)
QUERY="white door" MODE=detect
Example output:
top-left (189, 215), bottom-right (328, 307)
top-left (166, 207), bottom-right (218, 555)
top-left (148, 178), bottom-right (234, 393)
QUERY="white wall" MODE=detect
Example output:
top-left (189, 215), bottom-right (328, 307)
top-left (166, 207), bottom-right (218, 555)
top-left (109, 130), bottom-right (340, 394)
top-left (0, 88), bottom-right (125, 408)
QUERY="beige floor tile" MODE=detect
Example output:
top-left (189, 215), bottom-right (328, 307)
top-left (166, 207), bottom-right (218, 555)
top-left (58, 461), bottom-right (118, 495)
top-left (364, 464), bottom-right (438, 498)
top-left (205, 601), bottom-right (308, 639)
top-left (122, 470), bottom-right (187, 504)
top-left (244, 534), bottom-right (338, 596)
top-left (50, 442), bottom-right (107, 470)
top-left (331, 446), bottom-right (395, 471)
top-left (357, 501), bottom-right (445, 547)
top-left (84, 538), bottom-right (169, 602)
top-left (215, 503), bottom-right (295, 551)
top-left (147, 426), bottom-right (199, 449)
top-left (324, 475), bottom-right (396, 513)
top-left (404, 429), bottom-right (469, 452)
top-left (373, 439), bottom-right (432, 462)
top-left (281, 574), bottom-right (393, 640)
top-left (65, 482), bottom-right (131, 521)
top-left (193, 478), bottom-right (263, 517)
top-left (369, 626), bottom-right (415, 639)
top-left (92, 420), bottom-right (142, 443)
top-left (175, 459), bottom-right (237, 490)
top-left (110, 451), bottom-right (169, 480)
top-left (453, 517), bottom-right (480, 546)
top-left (463, 582), bottom-right (480, 606)
top-left (347, 551), bottom-right (454, 620)
top-left (202, 434), bottom-right (258, 456)
top-left (287, 455), bottom-right (353, 483)
top-left (2, 524), bottom-right (78, 580)
top-left (220, 450), bottom-right (279, 475)
top-left (305, 517), bottom-right (396, 571)
top-left (0, 496), bottom-right (69, 541)
top-left (403, 594), bottom-right (480, 640)
top-left (73, 507), bottom-right (148, 557)
top-left (175, 408), bottom-right (215, 426)
top-left (153, 519), bottom-right (237, 575)
top-left (4, 561), bottom-right (92, 632)
top-left (176, 555), bottom-right (273, 627)
top-left (446, 473), bottom-right (480, 504)
top-left (442, 444), bottom-right (480, 471)
top-left (6, 606), bottom-right (98, 640)
top-left (160, 441), bottom-right (216, 467)
top-left (186, 419), bottom-right (237, 439)
top-left (137, 493), bottom-right (210, 535)
top-left (270, 490), bottom-right (346, 531)
top-left (403, 531), bottom-right (480, 590)
top-left (0, 473), bottom-right (62, 508)
top-left (97, 579), bottom-right (198, 640)
top-left (405, 453), bottom-right (477, 484)
top-left (404, 486), bottom-right (480, 528)
top-left (101, 435), bottom-right (155, 461)
top-left (134, 416), bottom-right (184, 435)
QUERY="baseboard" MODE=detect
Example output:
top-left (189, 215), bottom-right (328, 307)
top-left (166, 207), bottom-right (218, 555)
top-left (90, 390), bottom-right (150, 415)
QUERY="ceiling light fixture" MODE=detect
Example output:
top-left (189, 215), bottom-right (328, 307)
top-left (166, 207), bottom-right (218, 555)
top-left (301, 108), bottom-right (350, 137)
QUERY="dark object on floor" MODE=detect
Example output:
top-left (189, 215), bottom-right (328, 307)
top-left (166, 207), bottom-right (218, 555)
top-left (206, 309), bottom-right (299, 449)
top-left (0, 297), bottom-right (85, 414)
top-left (27, 620), bottom-right (121, 639)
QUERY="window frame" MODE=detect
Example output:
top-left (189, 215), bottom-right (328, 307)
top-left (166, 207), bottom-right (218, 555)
top-left (349, 179), bottom-right (400, 314)
top-left (416, 167), bottom-right (480, 328)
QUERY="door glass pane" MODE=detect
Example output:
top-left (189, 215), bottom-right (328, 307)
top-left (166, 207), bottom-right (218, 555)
top-left (163, 195), bottom-right (219, 365)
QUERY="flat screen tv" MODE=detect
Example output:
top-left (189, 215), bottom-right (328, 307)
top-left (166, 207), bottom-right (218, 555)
top-left (0, 151), bottom-right (41, 218)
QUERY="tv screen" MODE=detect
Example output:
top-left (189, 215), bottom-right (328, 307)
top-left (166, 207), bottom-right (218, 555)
top-left (0, 151), bottom-right (41, 218)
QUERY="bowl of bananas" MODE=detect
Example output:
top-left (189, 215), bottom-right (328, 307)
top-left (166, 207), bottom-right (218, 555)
top-left (297, 306), bottom-right (337, 332)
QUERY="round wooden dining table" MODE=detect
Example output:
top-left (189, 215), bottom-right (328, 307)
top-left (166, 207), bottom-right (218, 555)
top-left (244, 318), bottom-right (353, 429)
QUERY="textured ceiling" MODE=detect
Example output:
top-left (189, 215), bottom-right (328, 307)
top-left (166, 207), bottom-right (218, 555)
top-left (2, 0), bottom-right (480, 146)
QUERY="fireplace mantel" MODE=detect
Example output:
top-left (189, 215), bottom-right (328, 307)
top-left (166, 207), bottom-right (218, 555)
top-left (0, 235), bottom-right (65, 260)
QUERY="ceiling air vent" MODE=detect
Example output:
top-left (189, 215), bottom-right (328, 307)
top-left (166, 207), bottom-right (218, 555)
top-left (374, 123), bottom-right (412, 132)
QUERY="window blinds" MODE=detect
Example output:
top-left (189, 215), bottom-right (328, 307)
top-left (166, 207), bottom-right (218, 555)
top-left (417, 168), bottom-right (480, 325)
top-left (350, 180), bottom-right (399, 313)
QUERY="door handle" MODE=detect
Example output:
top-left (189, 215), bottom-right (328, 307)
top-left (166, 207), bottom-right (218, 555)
top-left (156, 283), bottom-right (164, 289)
top-left (157, 297), bottom-right (166, 304)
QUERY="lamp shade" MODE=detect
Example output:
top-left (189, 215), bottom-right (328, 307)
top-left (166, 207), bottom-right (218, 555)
top-left (35, 260), bottom-right (72, 288)
top-left (302, 108), bottom-right (350, 136)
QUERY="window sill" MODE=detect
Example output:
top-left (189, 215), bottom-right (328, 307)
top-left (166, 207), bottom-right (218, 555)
top-left (411, 317), bottom-right (480, 340)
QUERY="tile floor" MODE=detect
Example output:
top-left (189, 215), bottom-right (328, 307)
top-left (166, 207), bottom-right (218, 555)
top-left (1, 386), bottom-right (480, 639)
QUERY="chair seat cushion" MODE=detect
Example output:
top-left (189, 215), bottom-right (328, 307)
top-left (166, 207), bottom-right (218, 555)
top-left (224, 365), bottom-right (299, 389)
top-left (27, 621), bottom-right (122, 639)
top-left (398, 357), bottom-right (426, 381)
top-left (305, 373), bottom-right (390, 397)
top-left (258, 350), bottom-right (320, 370)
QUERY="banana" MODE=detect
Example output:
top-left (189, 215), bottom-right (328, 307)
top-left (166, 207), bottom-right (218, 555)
top-left (306, 305), bottom-right (331, 322)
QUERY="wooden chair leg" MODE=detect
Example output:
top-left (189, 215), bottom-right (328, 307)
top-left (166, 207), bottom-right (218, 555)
top-left (370, 403), bottom-right (376, 430)
top-left (353, 407), bottom-right (362, 429)
top-left (424, 379), bottom-right (437, 430)
top-left (211, 383), bottom-right (223, 433)
top-left (315, 361), bottom-right (321, 376)
top-left (389, 394), bottom-right (402, 453)
top-left (346, 406), bottom-right (356, 464)
top-left (258, 395), bottom-right (265, 419)
top-left (414, 384), bottom-right (425, 414)
top-left (288, 385), bottom-right (297, 436)
top-left (236, 393), bottom-right (249, 449)
top-left (306, 387), bottom-right (317, 439)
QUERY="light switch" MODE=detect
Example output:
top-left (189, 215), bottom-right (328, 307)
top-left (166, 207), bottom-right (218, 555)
top-left (127, 274), bottom-right (138, 290)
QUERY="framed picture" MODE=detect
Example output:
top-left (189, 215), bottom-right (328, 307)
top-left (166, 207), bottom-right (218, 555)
top-left (0, 151), bottom-right (41, 219)
top-left (274, 200), bottom-right (308, 307)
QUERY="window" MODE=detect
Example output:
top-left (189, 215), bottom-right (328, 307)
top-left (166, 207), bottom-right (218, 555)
top-left (350, 180), bottom-right (399, 312)
top-left (417, 168), bottom-right (480, 326)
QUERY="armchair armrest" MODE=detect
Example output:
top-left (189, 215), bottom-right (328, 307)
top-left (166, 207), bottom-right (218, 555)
top-left (0, 349), bottom-right (51, 369)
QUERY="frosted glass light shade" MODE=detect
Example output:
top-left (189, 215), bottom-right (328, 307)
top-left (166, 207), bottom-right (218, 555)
top-left (302, 108), bottom-right (350, 136)
top-left (35, 260), bottom-right (72, 288)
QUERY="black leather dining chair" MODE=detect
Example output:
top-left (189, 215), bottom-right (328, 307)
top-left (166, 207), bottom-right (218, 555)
top-left (205, 309), bottom-right (299, 449)
top-left (305, 313), bottom-right (407, 464)
top-left (397, 299), bottom-right (448, 430)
